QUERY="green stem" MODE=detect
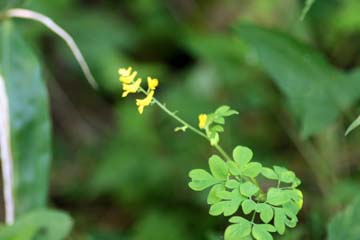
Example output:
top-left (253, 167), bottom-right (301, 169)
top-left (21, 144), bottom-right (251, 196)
top-left (214, 144), bottom-right (232, 162)
top-left (139, 87), bottom-right (208, 140)
top-left (250, 209), bottom-right (257, 225)
top-left (139, 87), bottom-right (265, 196)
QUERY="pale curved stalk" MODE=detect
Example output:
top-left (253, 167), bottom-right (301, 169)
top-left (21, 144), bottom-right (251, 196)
top-left (0, 74), bottom-right (15, 225)
top-left (4, 8), bottom-right (98, 89)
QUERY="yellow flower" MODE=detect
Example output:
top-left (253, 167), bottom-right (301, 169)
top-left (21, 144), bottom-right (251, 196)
top-left (136, 91), bottom-right (154, 114)
top-left (147, 77), bottom-right (159, 91)
top-left (198, 114), bottom-right (207, 129)
top-left (118, 67), bottom-right (132, 76)
top-left (122, 78), bottom-right (142, 97)
top-left (118, 67), bottom-right (137, 84)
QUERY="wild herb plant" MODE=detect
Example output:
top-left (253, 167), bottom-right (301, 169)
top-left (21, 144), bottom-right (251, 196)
top-left (119, 67), bottom-right (303, 240)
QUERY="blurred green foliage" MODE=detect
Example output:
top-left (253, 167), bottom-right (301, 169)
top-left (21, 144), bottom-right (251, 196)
top-left (1, 0), bottom-right (360, 239)
top-left (0, 20), bottom-right (51, 217)
top-left (0, 209), bottom-right (73, 240)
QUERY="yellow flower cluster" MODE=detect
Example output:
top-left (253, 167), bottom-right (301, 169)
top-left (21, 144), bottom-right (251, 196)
top-left (118, 67), bottom-right (159, 114)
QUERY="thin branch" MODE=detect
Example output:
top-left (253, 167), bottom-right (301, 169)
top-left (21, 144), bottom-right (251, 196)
top-left (0, 74), bottom-right (15, 225)
top-left (4, 8), bottom-right (98, 90)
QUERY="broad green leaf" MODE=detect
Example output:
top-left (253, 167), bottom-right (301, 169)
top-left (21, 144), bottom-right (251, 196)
top-left (274, 208), bottom-right (286, 234)
top-left (224, 218), bottom-right (252, 240)
top-left (261, 168), bottom-right (278, 180)
top-left (257, 203), bottom-right (274, 223)
top-left (0, 209), bottom-right (73, 240)
top-left (188, 169), bottom-right (219, 191)
top-left (327, 198), bottom-right (360, 240)
top-left (207, 184), bottom-right (225, 204)
top-left (233, 146), bottom-right (253, 166)
top-left (242, 162), bottom-right (262, 178)
top-left (0, 21), bottom-right (51, 218)
top-left (242, 199), bottom-right (257, 214)
top-left (240, 182), bottom-right (259, 197)
top-left (237, 24), bottom-right (360, 138)
top-left (252, 224), bottom-right (274, 240)
top-left (266, 188), bottom-right (290, 206)
top-left (209, 155), bottom-right (228, 180)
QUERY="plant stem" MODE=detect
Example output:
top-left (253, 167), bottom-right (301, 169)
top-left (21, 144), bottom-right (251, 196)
top-left (139, 87), bottom-right (265, 196)
top-left (0, 74), bottom-right (15, 224)
top-left (139, 88), bottom-right (208, 140)
top-left (214, 144), bottom-right (232, 161)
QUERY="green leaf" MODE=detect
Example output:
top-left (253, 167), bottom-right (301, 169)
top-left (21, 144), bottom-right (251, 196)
top-left (327, 198), bottom-right (360, 240)
top-left (0, 20), bottom-right (52, 218)
top-left (346, 114), bottom-right (360, 135)
top-left (233, 146), bottom-right (253, 166)
top-left (227, 161), bottom-right (241, 175)
top-left (257, 203), bottom-right (274, 223)
top-left (291, 178), bottom-right (302, 188)
top-left (242, 199), bottom-right (257, 214)
top-left (209, 155), bottom-right (228, 180)
top-left (240, 182), bottom-right (259, 197)
top-left (242, 162), bottom-right (262, 178)
top-left (213, 116), bottom-right (225, 124)
top-left (211, 125), bottom-right (224, 133)
top-left (261, 168), bottom-right (278, 180)
top-left (210, 189), bottom-right (244, 216)
top-left (217, 190), bottom-right (234, 200)
top-left (229, 216), bottom-right (247, 224)
top-left (266, 188), bottom-right (290, 206)
top-left (237, 24), bottom-right (360, 138)
top-left (215, 105), bottom-right (238, 117)
top-left (215, 105), bottom-right (230, 114)
top-left (252, 224), bottom-right (275, 240)
top-left (188, 169), bottom-right (219, 191)
top-left (207, 184), bottom-right (225, 204)
top-left (209, 132), bottom-right (220, 146)
top-left (224, 218), bottom-right (252, 240)
top-left (274, 208), bottom-right (286, 234)
top-left (0, 209), bottom-right (73, 240)
top-left (226, 179), bottom-right (240, 189)
top-left (274, 167), bottom-right (295, 183)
